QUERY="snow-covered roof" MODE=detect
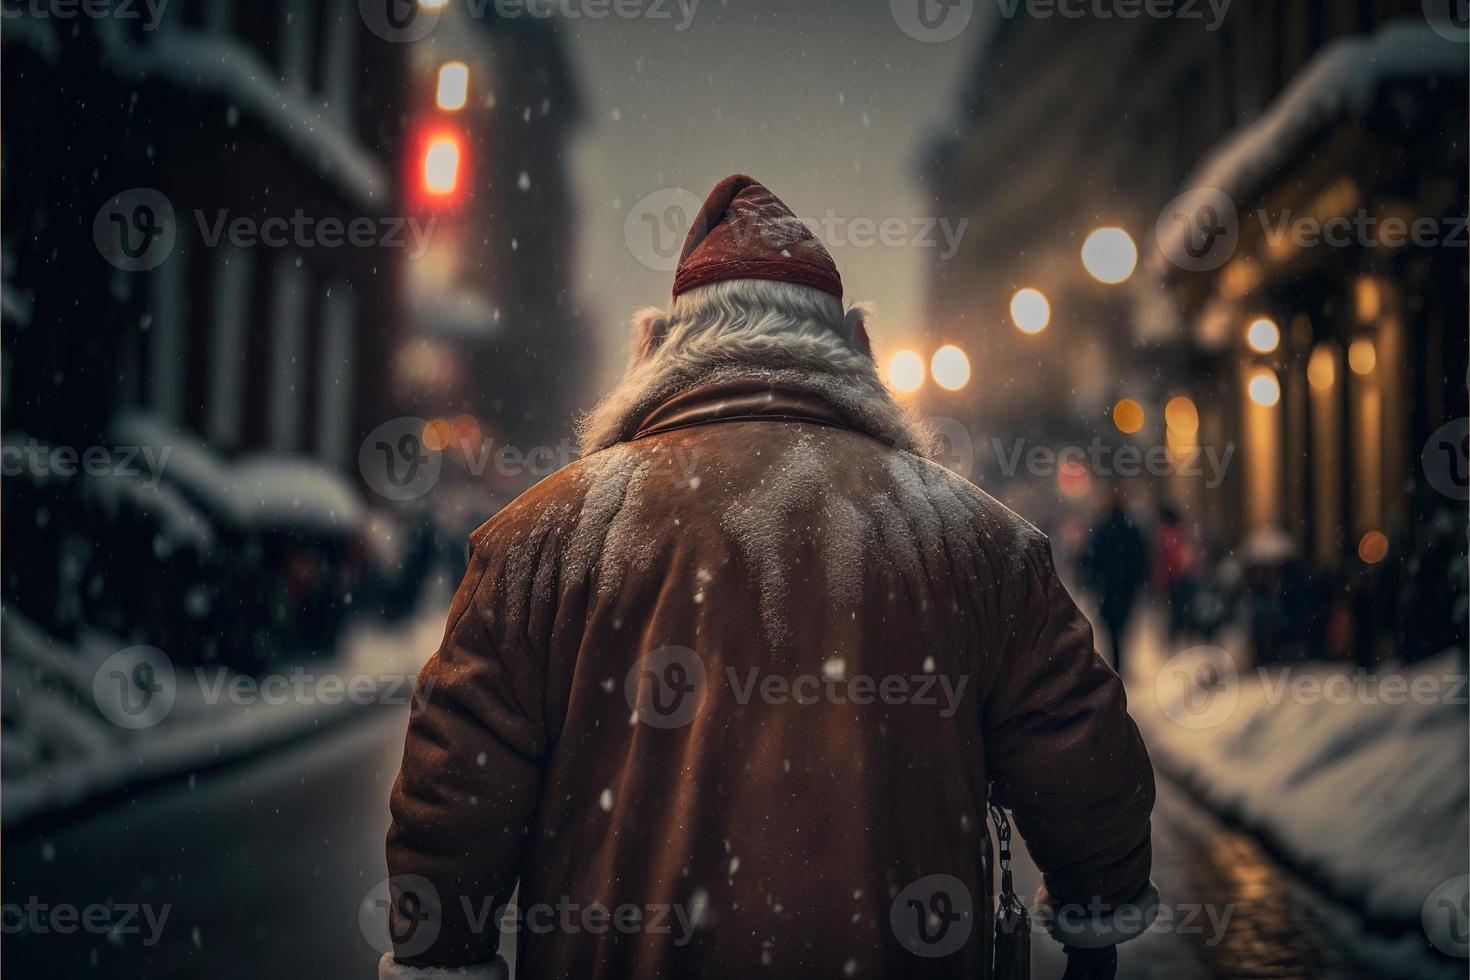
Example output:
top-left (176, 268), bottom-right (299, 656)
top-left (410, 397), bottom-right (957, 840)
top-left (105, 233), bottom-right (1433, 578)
top-left (1156, 20), bottom-right (1468, 274)
top-left (232, 456), bottom-right (367, 532)
top-left (97, 22), bottom-right (389, 210)
top-left (111, 412), bottom-right (366, 533)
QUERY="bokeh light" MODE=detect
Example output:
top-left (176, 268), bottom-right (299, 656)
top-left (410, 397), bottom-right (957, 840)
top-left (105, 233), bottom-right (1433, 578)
top-left (930, 345), bottom-right (971, 391)
top-left (1307, 345), bottom-right (1336, 390)
top-left (1247, 369), bottom-right (1281, 407)
top-left (436, 62), bottom-right (470, 112)
top-left (1348, 337), bottom-right (1377, 375)
top-left (1081, 227), bottom-right (1138, 284)
top-left (1246, 317), bottom-right (1280, 354)
top-left (886, 350), bottom-right (925, 393)
top-left (1358, 530), bottom-right (1389, 564)
top-left (1010, 287), bottom-right (1051, 334)
top-left (1164, 396), bottom-right (1199, 436)
top-left (1112, 398), bottom-right (1145, 434)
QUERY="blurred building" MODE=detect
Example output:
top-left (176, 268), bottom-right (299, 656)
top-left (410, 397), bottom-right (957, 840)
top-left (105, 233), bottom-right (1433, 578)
top-left (395, 3), bottom-right (589, 467)
top-left (2, 0), bottom-right (586, 475)
top-left (1, 1), bottom-right (588, 654)
top-left (924, 0), bottom-right (1467, 661)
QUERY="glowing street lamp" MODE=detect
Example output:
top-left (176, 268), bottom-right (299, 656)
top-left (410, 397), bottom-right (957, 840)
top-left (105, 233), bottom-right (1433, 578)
top-left (1081, 227), bottom-right (1138, 284)
top-left (1010, 287), bottom-right (1050, 335)
top-left (1246, 317), bottom-right (1280, 354)
top-left (886, 350), bottom-right (925, 393)
top-left (1247, 369), bottom-right (1281, 407)
top-left (436, 62), bottom-right (470, 111)
top-left (930, 345), bottom-right (971, 391)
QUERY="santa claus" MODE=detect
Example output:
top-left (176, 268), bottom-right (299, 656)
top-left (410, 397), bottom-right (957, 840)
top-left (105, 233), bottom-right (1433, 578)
top-left (381, 175), bottom-right (1157, 979)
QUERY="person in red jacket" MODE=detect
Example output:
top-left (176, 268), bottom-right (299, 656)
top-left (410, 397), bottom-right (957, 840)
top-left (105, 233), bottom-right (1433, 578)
top-left (381, 175), bottom-right (1158, 979)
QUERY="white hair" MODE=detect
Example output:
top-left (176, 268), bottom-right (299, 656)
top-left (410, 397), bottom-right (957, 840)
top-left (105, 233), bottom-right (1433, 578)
top-left (577, 279), bottom-right (932, 455)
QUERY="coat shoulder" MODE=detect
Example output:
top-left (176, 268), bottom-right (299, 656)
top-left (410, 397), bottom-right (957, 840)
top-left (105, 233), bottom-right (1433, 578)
top-left (885, 448), bottom-right (1052, 563)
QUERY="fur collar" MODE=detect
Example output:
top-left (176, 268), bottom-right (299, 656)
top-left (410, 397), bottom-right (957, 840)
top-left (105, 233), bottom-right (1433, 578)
top-left (577, 329), bottom-right (935, 456)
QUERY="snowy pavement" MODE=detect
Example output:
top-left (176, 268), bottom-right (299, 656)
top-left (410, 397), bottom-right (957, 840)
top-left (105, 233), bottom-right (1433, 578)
top-left (6, 659), bottom-right (1459, 979)
top-left (1122, 606), bottom-right (1467, 976)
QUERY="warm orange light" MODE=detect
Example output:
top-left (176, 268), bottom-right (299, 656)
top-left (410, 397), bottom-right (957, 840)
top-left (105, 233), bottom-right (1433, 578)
top-left (1358, 530), bottom-right (1389, 564)
top-left (1307, 345), bottom-right (1336, 391)
top-left (1112, 398), bottom-right (1145, 434)
top-left (886, 350), bottom-right (925, 393)
top-left (436, 62), bottom-right (470, 111)
top-left (1348, 337), bottom-right (1376, 375)
top-left (422, 418), bottom-right (452, 451)
top-left (1058, 459), bottom-right (1092, 498)
top-left (423, 136), bottom-right (461, 195)
top-left (1164, 396), bottom-right (1199, 437)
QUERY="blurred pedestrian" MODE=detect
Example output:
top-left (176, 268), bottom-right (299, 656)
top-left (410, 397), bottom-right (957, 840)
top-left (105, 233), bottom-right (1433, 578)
top-left (1082, 485), bottom-right (1149, 675)
top-left (1153, 505), bottom-right (1199, 643)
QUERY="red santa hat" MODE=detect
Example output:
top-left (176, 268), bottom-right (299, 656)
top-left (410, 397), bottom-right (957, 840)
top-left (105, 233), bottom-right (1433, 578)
top-left (672, 174), bottom-right (843, 301)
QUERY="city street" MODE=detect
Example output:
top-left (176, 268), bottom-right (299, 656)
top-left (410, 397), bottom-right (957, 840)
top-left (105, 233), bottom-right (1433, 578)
top-left (3, 697), bottom-right (1414, 980)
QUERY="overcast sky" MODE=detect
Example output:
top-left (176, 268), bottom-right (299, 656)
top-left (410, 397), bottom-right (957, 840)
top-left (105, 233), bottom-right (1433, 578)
top-left (561, 0), bottom-right (984, 386)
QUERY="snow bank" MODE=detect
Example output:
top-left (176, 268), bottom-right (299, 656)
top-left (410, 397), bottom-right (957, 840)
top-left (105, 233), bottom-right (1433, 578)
top-left (111, 412), bottom-right (366, 532)
top-left (1140, 646), bottom-right (1469, 923)
top-left (1, 596), bottom-right (448, 828)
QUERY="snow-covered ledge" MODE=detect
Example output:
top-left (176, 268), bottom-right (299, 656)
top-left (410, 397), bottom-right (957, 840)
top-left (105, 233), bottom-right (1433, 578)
top-left (1153, 19), bottom-right (1469, 276)
top-left (378, 953), bottom-right (509, 980)
top-left (95, 20), bottom-right (388, 210)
